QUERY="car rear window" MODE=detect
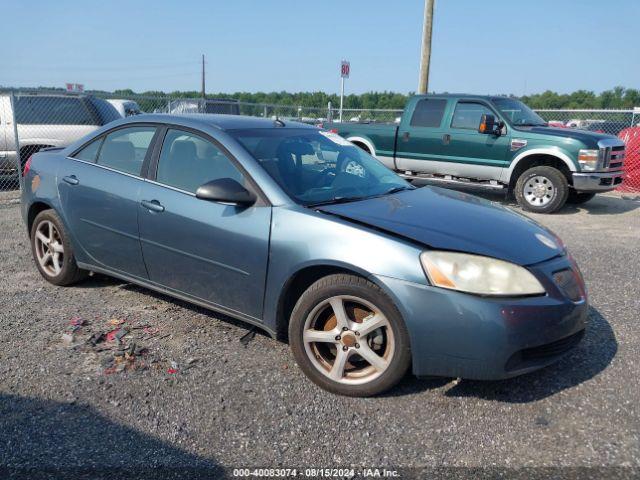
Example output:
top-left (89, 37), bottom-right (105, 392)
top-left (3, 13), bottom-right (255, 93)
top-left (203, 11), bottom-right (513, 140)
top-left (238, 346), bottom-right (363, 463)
top-left (410, 99), bottom-right (447, 128)
top-left (15, 96), bottom-right (96, 125)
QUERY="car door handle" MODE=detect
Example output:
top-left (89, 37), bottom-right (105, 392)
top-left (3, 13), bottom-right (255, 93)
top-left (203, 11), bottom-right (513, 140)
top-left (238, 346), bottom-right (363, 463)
top-left (141, 199), bottom-right (165, 213)
top-left (62, 175), bottom-right (79, 185)
top-left (442, 134), bottom-right (451, 145)
top-left (401, 131), bottom-right (410, 142)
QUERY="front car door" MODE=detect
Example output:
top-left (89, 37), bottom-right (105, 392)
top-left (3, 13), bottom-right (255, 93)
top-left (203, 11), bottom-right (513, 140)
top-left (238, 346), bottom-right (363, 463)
top-left (443, 100), bottom-right (511, 180)
top-left (58, 125), bottom-right (158, 279)
top-left (138, 127), bottom-right (271, 320)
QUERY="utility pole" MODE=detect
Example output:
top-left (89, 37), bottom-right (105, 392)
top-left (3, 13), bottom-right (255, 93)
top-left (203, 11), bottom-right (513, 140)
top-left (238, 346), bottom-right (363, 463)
top-left (418, 0), bottom-right (435, 94)
top-left (201, 54), bottom-right (206, 99)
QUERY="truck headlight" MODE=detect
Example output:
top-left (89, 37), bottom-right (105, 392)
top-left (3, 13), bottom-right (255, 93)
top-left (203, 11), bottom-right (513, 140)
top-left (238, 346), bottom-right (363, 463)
top-left (420, 251), bottom-right (545, 296)
top-left (578, 149), bottom-right (600, 171)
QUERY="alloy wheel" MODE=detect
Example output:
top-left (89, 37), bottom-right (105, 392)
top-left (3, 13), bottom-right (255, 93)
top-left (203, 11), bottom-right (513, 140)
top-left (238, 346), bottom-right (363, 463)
top-left (302, 295), bottom-right (394, 385)
top-left (34, 220), bottom-right (64, 277)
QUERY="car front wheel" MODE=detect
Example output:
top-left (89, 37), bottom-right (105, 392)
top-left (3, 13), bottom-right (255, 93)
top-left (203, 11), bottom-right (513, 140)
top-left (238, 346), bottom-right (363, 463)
top-left (289, 274), bottom-right (411, 397)
top-left (30, 209), bottom-right (87, 286)
top-left (514, 166), bottom-right (569, 213)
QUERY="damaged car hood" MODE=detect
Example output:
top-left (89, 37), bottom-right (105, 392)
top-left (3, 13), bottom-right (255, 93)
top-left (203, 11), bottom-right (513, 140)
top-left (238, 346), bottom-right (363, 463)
top-left (317, 186), bottom-right (564, 266)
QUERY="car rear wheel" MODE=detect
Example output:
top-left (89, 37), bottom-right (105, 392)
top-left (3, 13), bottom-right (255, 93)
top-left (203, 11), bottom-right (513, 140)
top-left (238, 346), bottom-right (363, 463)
top-left (567, 191), bottom-right (596, 204)
top-left (515, 166), bottom-right (569, 213)
top-left (30, 210), bottom-right (87, 286)
top-left (289, 274), bottom-right (411, 397)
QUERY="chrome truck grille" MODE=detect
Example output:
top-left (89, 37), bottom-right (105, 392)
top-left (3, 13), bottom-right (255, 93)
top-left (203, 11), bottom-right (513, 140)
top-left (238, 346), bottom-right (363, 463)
top-left (598, 139), bottom-right (625, 171)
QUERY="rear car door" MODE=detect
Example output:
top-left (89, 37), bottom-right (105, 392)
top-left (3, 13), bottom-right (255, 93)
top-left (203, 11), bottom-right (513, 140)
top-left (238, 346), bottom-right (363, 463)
top-left (442, 100), bottom-right (511, 180)
top-left (395, 98), bottom-right (450, 174)
top-left (138, 127), bottom-right (271, 319)
top-left (58, 125), bottom-right (158, 279)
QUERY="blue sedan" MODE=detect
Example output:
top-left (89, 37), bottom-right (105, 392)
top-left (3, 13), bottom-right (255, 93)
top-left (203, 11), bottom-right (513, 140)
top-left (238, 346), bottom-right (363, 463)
top-left (21, 114), bottom-right (587, 396)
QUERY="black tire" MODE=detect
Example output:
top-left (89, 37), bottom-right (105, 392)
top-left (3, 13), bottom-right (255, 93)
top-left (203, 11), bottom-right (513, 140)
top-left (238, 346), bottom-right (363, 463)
top-left (289, 274), bottom-right (411, 397)
top-left (514, 166), bottom-right (569, 213)
top-left (567, 191), bottom-right (596, 204)
top-left (30, 209), bottom-right (87, 286)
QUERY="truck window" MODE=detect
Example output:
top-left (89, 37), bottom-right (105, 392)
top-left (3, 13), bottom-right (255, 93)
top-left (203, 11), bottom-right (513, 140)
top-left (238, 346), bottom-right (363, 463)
top-left (410, 99), bottom-right (447, 128)
top-left (451, 102), bottom-right (494, 130)
top-left (15, 96), bottom-right (95, 125)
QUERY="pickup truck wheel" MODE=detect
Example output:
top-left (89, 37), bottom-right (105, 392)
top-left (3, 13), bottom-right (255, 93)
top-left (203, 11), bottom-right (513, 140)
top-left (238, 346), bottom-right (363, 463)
top-left (289, 274), bottom-right (411, 397)
top-left (30, 209), bottom-right (88, 286)
top-left (515, 166), bottom-right (569, 213)
top-left (567, 191), bottom-right (596, 204)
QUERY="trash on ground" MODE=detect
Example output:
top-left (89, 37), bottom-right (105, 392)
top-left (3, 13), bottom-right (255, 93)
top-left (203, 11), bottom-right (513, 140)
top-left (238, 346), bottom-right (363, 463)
top-left (63, 313), bottom-right (193, 376)
top-left (167, 360), bottom-right (179, 374)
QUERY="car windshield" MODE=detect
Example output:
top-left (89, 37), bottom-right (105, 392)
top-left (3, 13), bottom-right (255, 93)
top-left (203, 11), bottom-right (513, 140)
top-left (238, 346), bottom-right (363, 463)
top-left (231, 128), bottom-right (412, 206)
top-left (491, 98), bottom-right (547, 127)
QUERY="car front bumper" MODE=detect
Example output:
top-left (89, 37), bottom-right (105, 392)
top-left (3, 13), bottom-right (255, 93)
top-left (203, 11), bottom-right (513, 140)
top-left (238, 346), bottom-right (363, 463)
top-left (572, 171), bottom-right (624, 192)
top-left (375, 255), bottom-right (588, 380)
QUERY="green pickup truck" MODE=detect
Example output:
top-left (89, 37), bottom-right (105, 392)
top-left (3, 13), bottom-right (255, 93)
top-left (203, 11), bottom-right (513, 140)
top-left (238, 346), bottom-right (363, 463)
top-left (327, 94), bottom-right (625, 213)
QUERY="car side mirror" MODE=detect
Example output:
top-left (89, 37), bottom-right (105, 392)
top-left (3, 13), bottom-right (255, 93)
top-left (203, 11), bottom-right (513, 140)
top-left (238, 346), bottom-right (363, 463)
top-left (195, 178), bottom-right (256, 206)
top-left (478, 114), bottom-right (498, 134)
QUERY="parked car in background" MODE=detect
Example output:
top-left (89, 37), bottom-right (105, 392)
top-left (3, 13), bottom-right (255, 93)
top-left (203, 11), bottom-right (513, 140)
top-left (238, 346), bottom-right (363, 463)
top-left (618, 126), bottom-right (640, 192)
top-left (107, 99), bottom-right (142, 117)
top-left (167, 98), bottom-right (240, 115)
top-left (583, 121), bottom-right (629, 136)
top-left (547, 120), bottom-right (567, 128)
top-left (0, 93), bottom-right (120, 184)
top-left (21, 114), bottom-right (587, 396)
top-left (326, 94), bottom-right (625, 213)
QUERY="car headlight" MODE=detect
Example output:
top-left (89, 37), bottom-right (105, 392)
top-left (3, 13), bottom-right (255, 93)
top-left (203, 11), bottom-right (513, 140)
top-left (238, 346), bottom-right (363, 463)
top-left (578, 149), bottom-right (600, 171)
top-left (420, 251), bottom-right (545, 296)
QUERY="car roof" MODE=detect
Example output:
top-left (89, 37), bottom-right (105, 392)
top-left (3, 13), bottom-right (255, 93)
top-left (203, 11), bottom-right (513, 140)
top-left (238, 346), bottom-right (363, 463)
top-left (413, 93), bottom-right (514, 101)
top-left (120, 113), bottom-right (318, 131)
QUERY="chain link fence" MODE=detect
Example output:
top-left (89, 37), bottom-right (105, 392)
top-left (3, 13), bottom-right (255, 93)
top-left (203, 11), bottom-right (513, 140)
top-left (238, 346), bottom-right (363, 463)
top-left (1, 89), bottom-right (638, 194)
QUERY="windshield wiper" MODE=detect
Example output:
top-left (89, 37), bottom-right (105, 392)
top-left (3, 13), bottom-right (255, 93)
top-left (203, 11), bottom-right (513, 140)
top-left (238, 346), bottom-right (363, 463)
top-left (307, 196), bottom-right (369, 207)
top-left (384, 186), bottom-right (414, 195)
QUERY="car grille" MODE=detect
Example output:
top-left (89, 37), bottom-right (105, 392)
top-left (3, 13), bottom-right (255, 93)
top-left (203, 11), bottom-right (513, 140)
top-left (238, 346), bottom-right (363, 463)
top-left (505, 329), bottom-right (585, 372)
top-left (601, 145), bottom-right (625, 171)
top-left (520, 330), bottom-right (585, 361)
top-left (553, 268), bottom-right (584, 302)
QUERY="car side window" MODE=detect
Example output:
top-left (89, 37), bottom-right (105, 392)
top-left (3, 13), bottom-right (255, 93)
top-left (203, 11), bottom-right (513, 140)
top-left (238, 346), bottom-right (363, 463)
top-left (451, 102), bottom-right (494, 130)
top-left (409, 99), bottom-right (447, 127)
top-left (96, 126), bottom-right (156, 176)
top-left (156, 129), bottom-right (244, 193)
top-left (15, 96), bottom-right (96, 125)
top-left (73, 136), bottom-right (104, 162)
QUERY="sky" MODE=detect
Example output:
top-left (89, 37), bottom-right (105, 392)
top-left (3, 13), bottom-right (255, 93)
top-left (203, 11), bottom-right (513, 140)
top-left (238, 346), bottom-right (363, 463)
top-left (1, 0), bottom-right (638, 96)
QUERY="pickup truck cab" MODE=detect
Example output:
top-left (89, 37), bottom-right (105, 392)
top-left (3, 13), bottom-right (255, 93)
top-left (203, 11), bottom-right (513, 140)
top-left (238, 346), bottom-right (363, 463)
top-left (0, 93), bottom-right (120, 185)
top-left (328, 94), bottom-right (626, 213)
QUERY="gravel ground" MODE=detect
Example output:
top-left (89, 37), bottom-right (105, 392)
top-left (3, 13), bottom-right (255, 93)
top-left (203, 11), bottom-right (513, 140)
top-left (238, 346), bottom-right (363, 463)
top-left (0, 190), bottom-right (639, 478)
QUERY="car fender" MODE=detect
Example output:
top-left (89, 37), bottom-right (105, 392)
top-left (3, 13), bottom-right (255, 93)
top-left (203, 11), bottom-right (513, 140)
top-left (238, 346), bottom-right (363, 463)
top-left (261, 207), bottom-right (427, 334)
top-left (502, 147), bottom-right (577, 183)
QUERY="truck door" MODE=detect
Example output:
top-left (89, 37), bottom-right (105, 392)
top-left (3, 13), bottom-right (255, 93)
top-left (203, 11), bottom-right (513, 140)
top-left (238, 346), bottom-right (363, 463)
top-left (440, 100), bottom-right (511, 180)
top-left (395, 97), bottom-right (450, 174)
